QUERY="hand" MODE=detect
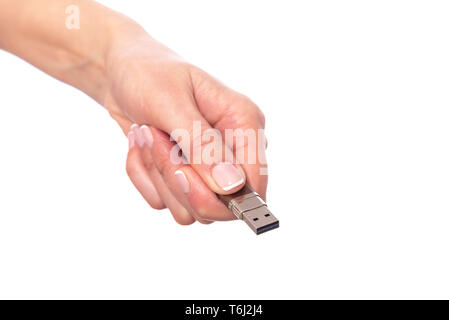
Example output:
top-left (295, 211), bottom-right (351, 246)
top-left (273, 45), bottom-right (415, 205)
top-left (0, 0), bottom-right (268, 225)
top-left (104, 32), bottom-right (268, 225)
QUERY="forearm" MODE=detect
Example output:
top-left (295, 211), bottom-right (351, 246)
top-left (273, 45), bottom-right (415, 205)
top-left (0, 0), bottom-right (146, 103)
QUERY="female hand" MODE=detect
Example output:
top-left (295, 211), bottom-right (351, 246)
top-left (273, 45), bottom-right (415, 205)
top-left (0, 0), bottom-right (268, 225)
top-left (104, 35), bottom-right (268, 225)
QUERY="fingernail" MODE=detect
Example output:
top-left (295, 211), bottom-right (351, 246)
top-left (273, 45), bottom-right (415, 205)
top-left (140, 125), bottom-right (153, 149)
top-left (212, 163), bottom-right (245, 191)
top-left (130, 124), bottom-right (145, 147)
top-left (128, 131), bottom-right (136, 149)
top-left (175, 170), bottom-right (190, 194)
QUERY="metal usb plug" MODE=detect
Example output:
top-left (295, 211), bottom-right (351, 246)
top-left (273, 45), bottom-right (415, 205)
top-left (218, 184), bottom-right (279, 235)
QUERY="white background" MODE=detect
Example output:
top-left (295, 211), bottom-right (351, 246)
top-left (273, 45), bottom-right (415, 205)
top-left (0, 0), bottom-right (449, 299)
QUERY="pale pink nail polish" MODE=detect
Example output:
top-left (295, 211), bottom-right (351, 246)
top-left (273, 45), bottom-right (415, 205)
top-left (128, 131), bottom-right (136, 149)
top-left (140, 125), bottom-right (153, 149)
top-left (212, 163), bottom-right (245, 191)
top-left (175, 170), bottom-right (190, 194)
top-left (131, 124), bottom-right (144, 147)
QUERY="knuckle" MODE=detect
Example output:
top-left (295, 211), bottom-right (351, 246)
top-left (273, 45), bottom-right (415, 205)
top-left (256, 108), bottom-right (266, 128)
top-left (171, 207), bottom-right (195, 225)
top-left (232, 95), bottom-right (266, 128)
top-left (126, 160), bottom-right (138, 178)
top-left (198, 219), bottom-right (214, 225)
top-left (246, 102), bottom-right (265, 127)
top-left (195, 207), bottom-right (209, 220)
top-left (192, 204), bottom-right (206, 219)
top-left (173, 214), bottom-right (195, 226)
top-left (190, 199), bottom-right (210, 220)
top-left (149, 201), bottom-right (165, 211)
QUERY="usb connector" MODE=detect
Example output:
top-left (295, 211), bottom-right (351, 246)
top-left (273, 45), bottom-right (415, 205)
top-left (218, 184), bottom-right (279, 235)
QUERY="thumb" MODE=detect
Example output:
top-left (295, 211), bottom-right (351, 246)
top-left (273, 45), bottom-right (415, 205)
top-left (189, 68), bottom-right (268, 199)
top-left (156, 95), bottom-right (246, 195)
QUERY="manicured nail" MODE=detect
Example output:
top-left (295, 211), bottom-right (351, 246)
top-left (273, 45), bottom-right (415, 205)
top-left (212, 163), bottom-right (245, 191)
top-left (175, 170), bottom-right (190, 194)
top-left (140, 125), bottom-right (153, 149)
top-left (128, 131), bottom-right (136, 149)
top-left (131, 124), bottom-right (144, 147)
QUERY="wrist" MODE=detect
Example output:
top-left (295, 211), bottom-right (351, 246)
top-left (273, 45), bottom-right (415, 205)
top-left (70, 6), bottom-right (150, 104)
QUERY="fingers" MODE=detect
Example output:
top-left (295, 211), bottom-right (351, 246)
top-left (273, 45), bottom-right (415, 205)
top-left (120, 64), bottom-right (269, 225)
top-left (128, 125), bottom-right (197, 225)
top-left (126, 129), bottom-right (165, 210)
top-left (142, 126), bottom-right (235, 222)
top-left (146, 160), bottom-right (196, 226)
top-left (190, 67), bottom-right (269, 199)
top-left (111, 95), bottom-right (195, 224)
top-left (155, 94), bottom-right (246, 195)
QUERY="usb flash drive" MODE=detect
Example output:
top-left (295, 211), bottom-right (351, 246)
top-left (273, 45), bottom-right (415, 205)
top-left (218, 184), bottom-right (279, 235)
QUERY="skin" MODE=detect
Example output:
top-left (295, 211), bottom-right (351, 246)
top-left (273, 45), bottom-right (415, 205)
top-left (0, 0), bottom-right (268, 225)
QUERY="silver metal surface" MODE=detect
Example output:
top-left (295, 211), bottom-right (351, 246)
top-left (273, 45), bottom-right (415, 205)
top-left (218, 184), bottom-right (279, 235)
